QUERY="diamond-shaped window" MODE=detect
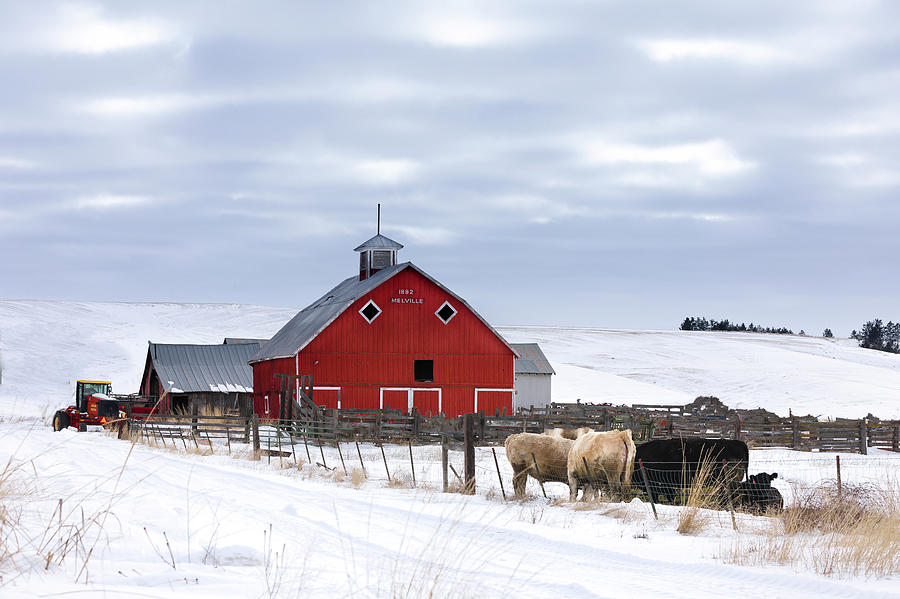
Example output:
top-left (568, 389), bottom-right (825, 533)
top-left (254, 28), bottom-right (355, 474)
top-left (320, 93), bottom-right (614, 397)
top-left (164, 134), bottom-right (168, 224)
top-left (359, 299), bottom-right (382, 323)
top-left (435, 301), bottom-right (457, 324)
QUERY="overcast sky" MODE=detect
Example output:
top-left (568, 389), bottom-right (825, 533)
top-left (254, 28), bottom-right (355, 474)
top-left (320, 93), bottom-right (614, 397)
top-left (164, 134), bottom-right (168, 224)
top-left (1, 1), bottom-right (898, 335)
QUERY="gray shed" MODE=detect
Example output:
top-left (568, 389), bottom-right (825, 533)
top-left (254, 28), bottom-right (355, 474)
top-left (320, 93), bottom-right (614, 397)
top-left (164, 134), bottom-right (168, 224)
top-left (140, 341), bottom-right (261, 416)
top-left (510, 343), bottom-right (555, 411)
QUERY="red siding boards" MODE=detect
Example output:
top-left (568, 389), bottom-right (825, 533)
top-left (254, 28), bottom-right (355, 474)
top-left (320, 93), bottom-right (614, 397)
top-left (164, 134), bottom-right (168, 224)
top-left (252, 266), bottom-right (515, 419)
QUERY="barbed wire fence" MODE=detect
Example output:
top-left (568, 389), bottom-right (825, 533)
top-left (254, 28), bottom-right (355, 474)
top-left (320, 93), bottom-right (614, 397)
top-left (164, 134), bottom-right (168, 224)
top-left (125, 411), bottom-right (900, 517)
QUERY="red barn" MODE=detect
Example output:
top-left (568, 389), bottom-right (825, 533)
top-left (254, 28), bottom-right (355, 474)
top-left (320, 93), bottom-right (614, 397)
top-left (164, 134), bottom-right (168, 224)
top-left (249, 233), bottom-right (517, 419)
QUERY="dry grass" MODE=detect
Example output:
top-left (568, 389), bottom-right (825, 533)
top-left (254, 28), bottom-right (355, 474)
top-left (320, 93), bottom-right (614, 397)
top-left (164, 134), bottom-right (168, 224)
top-left (349, 467), bottom-right (366, 488)
top-left (722, 479), bottom-right (900, 577)
top-left (781, 480), bottom-right (891, 534)
top-left (598, 503), bottom-right (642, 524)
top-left (676, 456), bottom-right (727, 535)
top-left (0, 458), bottom-right (26, 575)
top-left (387, 472), bottom-right (416, 489)
top-left (0, 453), bottom-right (130, 587)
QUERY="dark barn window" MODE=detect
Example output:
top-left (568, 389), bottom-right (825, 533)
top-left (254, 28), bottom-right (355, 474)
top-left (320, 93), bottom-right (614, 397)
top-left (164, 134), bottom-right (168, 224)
top-left (359, 299), bottom-right (382, 323)
top-left (435, 301), bottom-right (457, 324)
top-left (414, 360), bottom-right (434, 383)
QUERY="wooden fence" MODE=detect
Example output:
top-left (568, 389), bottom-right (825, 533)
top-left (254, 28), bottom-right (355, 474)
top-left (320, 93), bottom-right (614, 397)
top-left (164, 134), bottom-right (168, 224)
top-left (127, 404), bottom-right (900, 455)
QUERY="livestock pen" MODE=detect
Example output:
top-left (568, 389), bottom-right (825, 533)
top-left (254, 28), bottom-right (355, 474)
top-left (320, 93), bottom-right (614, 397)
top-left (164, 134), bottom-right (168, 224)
top-left (123, 406), bottom-right (900, 509)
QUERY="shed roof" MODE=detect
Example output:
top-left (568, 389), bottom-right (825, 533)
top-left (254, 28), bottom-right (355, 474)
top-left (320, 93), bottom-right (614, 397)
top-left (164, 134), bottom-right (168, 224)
top-left (510, 343), bottom-right (556, 375)
top-left (251, 262), bottom-right (517, 363)
top-left (353, 234), bottom-right (404, 251)
top-left (147, 342), bottom-right (259, 394)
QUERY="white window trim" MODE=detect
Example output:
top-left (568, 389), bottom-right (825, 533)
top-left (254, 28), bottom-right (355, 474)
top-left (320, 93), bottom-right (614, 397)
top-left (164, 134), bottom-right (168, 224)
top-left (435, 300), bottom-right (457, 324)
top-left (474, 388), bottom-right (514, 413)
top-left (379, 387), bottom-right (442, 413)
top-left (359, 299), bottom-right (382, 323)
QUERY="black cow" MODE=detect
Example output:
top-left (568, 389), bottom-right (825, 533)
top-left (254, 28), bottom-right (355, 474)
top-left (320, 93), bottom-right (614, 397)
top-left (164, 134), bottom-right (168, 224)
top-left (732, 472), bottom-right (783, 513)
top-left (633, 438), bottom-right (749, 504)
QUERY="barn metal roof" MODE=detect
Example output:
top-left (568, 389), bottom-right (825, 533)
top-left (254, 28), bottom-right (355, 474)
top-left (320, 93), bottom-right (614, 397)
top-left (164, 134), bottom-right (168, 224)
top-left (353, 234), bottom-right (404, 251)
top-left (250, 262), bottom-right (517, 364)
top-left (510, 343), bottom-right (556, 375)
top-left (147, 342), bottom-right (259, 394)
top-left (223, 338), bottom-right (268, 345)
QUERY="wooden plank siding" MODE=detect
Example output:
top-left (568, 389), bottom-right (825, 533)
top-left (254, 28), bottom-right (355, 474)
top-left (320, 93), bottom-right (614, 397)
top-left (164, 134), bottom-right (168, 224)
top-left (252, 267), bottom-right (515, 419)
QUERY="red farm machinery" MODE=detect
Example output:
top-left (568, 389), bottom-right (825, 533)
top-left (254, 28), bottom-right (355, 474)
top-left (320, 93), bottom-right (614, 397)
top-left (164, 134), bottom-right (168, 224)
top-left (52, 380), bottom-right (157, 432)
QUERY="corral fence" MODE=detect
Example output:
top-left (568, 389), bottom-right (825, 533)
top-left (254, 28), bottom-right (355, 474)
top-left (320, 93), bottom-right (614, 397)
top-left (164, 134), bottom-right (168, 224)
top-left (126, 403), bottom-right (900, 456)
top-left (122, 409), bottom-right (898, 514)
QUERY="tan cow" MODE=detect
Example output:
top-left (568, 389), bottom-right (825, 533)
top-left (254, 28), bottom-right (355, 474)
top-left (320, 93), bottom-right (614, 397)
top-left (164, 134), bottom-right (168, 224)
top-left (544, 427), bottom-right (593, 440)
top-left (567, 429), bottom-right (636, 501)
top-left (504, 433), bottom-right (574, 497)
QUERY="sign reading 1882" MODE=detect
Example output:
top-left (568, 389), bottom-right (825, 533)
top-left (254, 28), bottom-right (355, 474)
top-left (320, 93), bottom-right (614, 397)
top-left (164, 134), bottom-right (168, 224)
top-left (392, 288), bottom-right (423, 304)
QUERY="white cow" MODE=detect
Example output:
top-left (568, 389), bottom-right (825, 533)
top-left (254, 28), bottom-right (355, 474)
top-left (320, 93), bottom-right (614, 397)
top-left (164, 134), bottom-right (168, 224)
top-left (567, 430), bottom-right (636, 501)
top-left (505, 433), bottom-right (574, 497)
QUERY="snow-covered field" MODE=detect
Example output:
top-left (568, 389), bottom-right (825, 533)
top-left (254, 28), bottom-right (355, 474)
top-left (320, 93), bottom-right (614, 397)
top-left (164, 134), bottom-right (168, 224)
top-left (1, 300), bottom-right (899, 597)
top-left (2, 421), bottom-right (899, 598)
top-left (2, 300), bottom-right (899, 419)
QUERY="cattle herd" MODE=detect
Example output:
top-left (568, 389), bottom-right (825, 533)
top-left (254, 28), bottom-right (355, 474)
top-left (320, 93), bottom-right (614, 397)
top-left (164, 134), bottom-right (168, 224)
top-left (504, 428), bottom-right (783, 513)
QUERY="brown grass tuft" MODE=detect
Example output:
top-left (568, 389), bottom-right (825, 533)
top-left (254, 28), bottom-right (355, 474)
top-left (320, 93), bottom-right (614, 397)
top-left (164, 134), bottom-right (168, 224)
top-left (675, 454), bottom-right (729, 535)
top-left (349, 468), bottom-right (366, 488)
top-left (387, 472), bottom-right (415, 489)
top-left (723, 479), bottom-right (900, 577)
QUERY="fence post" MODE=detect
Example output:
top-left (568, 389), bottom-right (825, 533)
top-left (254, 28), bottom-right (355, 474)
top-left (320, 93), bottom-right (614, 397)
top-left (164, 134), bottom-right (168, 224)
top-left (858, 419), bottom-right (867, 455)
top-left (791, 417), bottom-right (799, 449)
top-left (441, 431), bottom-right (449, 492)
top-left (733, 418), bottom-right (741, 441)
top-left (318, 437), bottom-right (327, 469)
top-left (893, 423), bottom-right (899, 453)
top-left (251, 414), bottom-right (261, 460)
top-left (380, 444), bottom-right (391, 482)
top-left (463, 413), bottom-right (475, 494)
top-left (638, 459), bottom-right (658, 520)
top-left (355, 440), bottom-right (367, 479)
top-left (408, 440), bottom-right (416, 486)
top-left (412, 407), bottom-right (420, 439)
top-left (337, 443), bottom-right (347, 475)
top-left (836, 455), bottom-right (842, 499)
top-left (277, 424), bottom-right (283, 467)
top-left (478, 410), bottom-right (485, 444)
top-left (191, 403), bottom-right (198, 437)
top-left (492, 447), bottom-right (506, 500)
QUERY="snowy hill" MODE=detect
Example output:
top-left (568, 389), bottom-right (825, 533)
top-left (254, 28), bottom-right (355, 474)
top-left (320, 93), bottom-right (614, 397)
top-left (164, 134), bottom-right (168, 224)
top-left (499, 326), bottom-right (900, 419)
top-left (1, 300), bottom-right (898, 419)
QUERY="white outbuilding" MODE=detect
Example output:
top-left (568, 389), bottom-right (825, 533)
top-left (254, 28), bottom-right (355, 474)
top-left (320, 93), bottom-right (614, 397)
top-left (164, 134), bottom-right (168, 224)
top-left (510, 343), bottom-right (555, 412)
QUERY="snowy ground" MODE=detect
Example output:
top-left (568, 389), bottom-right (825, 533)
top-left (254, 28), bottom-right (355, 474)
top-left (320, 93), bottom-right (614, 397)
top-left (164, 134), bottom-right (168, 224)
top-left (2, 300), bottom-right (899, 419)
top-left (2, 419), bottom-right (899, 598)
top-left (1, 300), bottom-right (899, 596)
top-left (499, 326), bottom-right (900, 419)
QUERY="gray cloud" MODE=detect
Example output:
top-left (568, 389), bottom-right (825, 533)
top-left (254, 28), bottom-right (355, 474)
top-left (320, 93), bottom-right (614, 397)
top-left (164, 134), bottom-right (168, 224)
top-left (1, 0), bottom-right (898, 336)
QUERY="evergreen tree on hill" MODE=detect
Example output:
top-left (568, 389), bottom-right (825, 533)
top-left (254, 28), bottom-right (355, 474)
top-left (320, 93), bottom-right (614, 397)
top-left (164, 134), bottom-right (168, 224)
top-left (855, 319), bottom-right (900, 354)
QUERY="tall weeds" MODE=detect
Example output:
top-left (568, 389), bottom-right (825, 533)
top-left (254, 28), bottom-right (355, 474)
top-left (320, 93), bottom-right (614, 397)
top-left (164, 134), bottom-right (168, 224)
top-left (0, 457), bottom-right (24, 575)
top-left (722, 479), bottom-right (900, 577)
top-left (676, 453), bottom-right (729, 535)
